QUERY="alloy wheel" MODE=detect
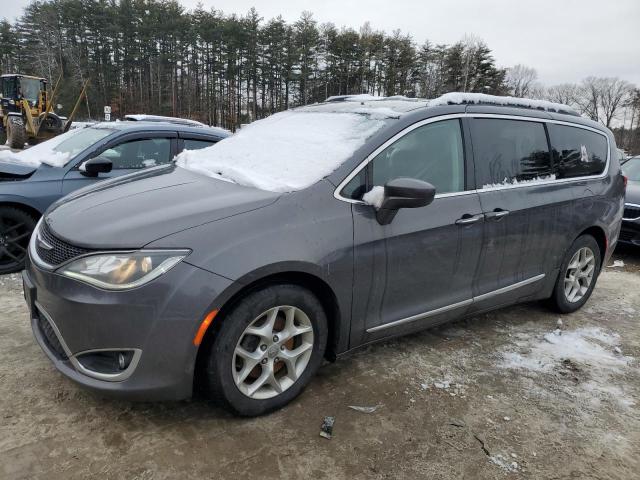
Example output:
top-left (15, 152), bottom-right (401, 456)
top-left (232, 305), bottom-right (314, 400)
top-left (563, 246), bottom-right (596, 303)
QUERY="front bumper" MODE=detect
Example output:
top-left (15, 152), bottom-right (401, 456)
top-left (24, 256), bottom-right (233, 401)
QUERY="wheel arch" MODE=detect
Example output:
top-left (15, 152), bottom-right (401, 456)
top-left (577, 225), bottom-right (607, 262)
top-left (193, 269), bottom-right (344, 392)
top-left (0, 201), bottom-right (42, 220)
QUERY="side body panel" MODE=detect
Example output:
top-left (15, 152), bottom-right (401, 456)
top-left (146, 180), bottom-right (355, 355)
top-left (350, 193), bottom-right (484, 345)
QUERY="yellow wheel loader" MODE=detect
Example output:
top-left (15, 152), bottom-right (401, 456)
top-left (0, 74), bottom-right (89, 149)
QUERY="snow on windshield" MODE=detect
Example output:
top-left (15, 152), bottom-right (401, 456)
top-left (0, 126), bottom-right (113, 167)
top-left (176, 110), bottom-right (388, 192)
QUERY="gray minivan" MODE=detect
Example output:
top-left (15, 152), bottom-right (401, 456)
top-left (23, 94), bottom-right (625, 416)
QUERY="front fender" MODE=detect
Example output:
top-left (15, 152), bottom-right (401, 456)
top-left (0, 193), bottom-right (45, 215)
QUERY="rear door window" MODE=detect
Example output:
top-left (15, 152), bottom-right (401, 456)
top-left (183, 139), bottom-right (217, 151)
top-left (547, 124), bottom-right (608, 179)
top-left (470, 118), bottom-right (552, 189)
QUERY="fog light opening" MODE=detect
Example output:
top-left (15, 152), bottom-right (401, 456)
top-left (76, 350), bottom-right (136, 375)
top-left (118, 352), bottom-right (126, 370)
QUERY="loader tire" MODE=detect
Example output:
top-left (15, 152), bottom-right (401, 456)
top-left (7, 116), bottom-right (27, 149)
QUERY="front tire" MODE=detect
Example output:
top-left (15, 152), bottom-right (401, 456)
top-left (202, 284), bottom-right (328, 416)
top-left (0, 207), bottom-right (36, 274)
top-left (7, 116), bottom-right (27, 150)
top-left (549, 234), bottom-right (601, 313)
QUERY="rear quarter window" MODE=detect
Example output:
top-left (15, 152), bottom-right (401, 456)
top-left (548, 124), bottom-right (608, 179)
top-left (183, 139), bottom-right (217, 151)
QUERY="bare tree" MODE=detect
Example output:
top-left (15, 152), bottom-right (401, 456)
top-left (577, 77), bottom-right (633, 127)
top-left (545, 83), bottom-right (580, 106)
top-left (506, 64), bottom-right (538, 98)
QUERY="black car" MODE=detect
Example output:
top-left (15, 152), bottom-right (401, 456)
top-left (0, 122), bottom-right (229, 273)
top-left (621, 156), bottom-right (640, 246)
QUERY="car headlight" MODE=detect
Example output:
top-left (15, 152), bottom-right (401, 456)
top-left (57, 250), bottom-right (190, 290)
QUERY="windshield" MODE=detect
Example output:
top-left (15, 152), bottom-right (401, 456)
top-left (176, 110), bottom-right (390, 192)
top-left (19, 78), bottom-right (41, 104)
top-left (622, 158), bottom-right (640, 182)
top-left (0, 127), bottom-right (115, 168)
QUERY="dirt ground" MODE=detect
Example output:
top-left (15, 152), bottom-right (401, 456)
top-left (1, 247), bottom-right (638, 480)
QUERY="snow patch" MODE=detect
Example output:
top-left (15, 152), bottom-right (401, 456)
top-left (176, 110), bottom-right (386, 192)
top-left (362, 186), bottom-right (385, 208)
top-left (482, 174), bottom-right (556, 190)
top-left (142, 159), bottom-right (157, 167)
top-left (500, 327), bottom-right (629, 373)
top-left (608, 260), bottom-right (625, 268)
top-left (490, 454), bottom-right (519, 473)
top-left (428, 92), bottom-right (575, 114)
top-left (0, 129), bottom-right (82, 167)
top-left (498, 326), bottom-right (634, 409)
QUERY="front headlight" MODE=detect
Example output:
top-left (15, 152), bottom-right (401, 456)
top-left (57, 250), bottom-right (190, 290)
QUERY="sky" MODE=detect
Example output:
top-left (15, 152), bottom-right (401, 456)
top-left (3, 0), bottom-right (639, 86)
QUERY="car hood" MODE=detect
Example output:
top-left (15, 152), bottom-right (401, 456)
top-left (0, 160), bottom-right (38, 180)
top-left (45, 165), bottom-right (281, 248)
top-left (626, 181), bottom-right (640, 205)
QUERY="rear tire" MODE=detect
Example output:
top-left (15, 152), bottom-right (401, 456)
top-left (201, 284), bottom-right (328, 416)
top-left (7, 116), bottom-right (27, 150)
top-left (549, 234), bottom-right (601, 313)
top-left (0, 206), bottom-right (37, 274)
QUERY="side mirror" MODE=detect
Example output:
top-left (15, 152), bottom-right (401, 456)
top-left (376, 178), bottom-right (436, 225)
top-left (81, 157), bottom-right (113, 177)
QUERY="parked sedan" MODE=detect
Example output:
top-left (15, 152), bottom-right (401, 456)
top-left (621, 156), bottom-right (640, 246)
top-left (0, 122), bottom-right (229, 273)
top-left (23, 94), bottom-right (624, 416)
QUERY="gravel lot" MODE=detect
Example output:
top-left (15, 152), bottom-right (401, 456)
top-left (1, 246), bottom-right (638, 479)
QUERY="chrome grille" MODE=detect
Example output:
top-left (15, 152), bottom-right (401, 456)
top-left (35, 221), bottom-right (92, 267)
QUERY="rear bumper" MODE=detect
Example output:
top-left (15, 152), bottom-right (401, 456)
top-left (619, 220), bottom-right (640, 246)
top-left (24, 256), bottom-right (233, 401)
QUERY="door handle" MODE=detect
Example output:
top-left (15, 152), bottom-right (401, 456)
top-left (455, 214), bottom-right (483, 225)
top-left (485, 209), bottom-right (510, 220)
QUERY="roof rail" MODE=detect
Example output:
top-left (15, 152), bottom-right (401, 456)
top-left (427, 92), bottom-right (580, 116)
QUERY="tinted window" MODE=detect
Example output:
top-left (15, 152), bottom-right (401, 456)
top-left (470, 119), bottom-right (551, 188)
top-left (99, 138), bottom-right (172, 169)
top-left (548, 124), bottom-right (608, 179)
top-left (183, 139), bottom-right (216, 151)
top-left (342, 169), bottom-right (367, 200)
top-left (368, 119), bottom-right (465, 195)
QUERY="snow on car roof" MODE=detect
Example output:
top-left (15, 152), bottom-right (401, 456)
top-left (176, 92), bottom-right (578, 193)
top-left (176, 108), bottom-right (389, 192)
top-left (427, 92), bottom-right (578, 115)
top-left (321, 92), bottom-right (577, 115)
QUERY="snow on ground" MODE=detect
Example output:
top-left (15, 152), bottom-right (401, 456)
top-left (362, 186), bottom-right (385, 208)
top-left (498, 326), bottom-right (634, 408)
top-left (176, 110), bottom-right (386, 192)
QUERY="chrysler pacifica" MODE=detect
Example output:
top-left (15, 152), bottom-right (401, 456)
top-left (23, 93), bottom-right (625, 416)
